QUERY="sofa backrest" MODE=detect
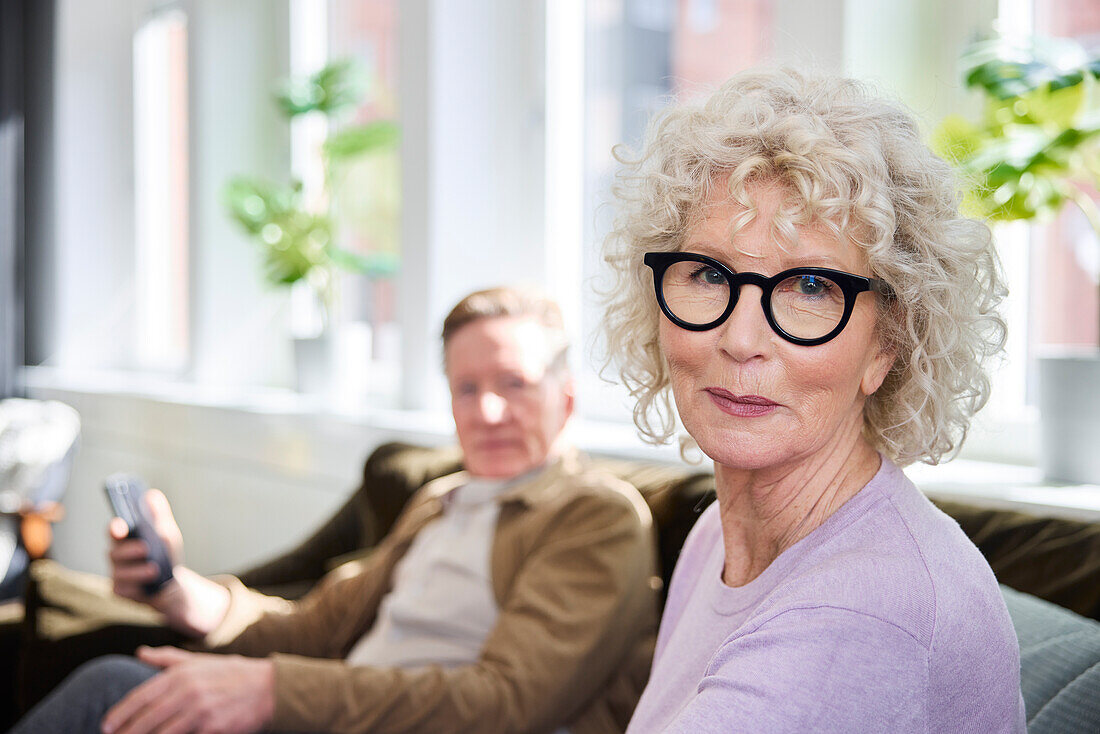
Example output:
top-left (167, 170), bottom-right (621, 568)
top-left (239, 442), bottom-right (1100, 624)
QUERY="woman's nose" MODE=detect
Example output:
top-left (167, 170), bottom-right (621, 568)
top-left (717, 287), bottom-right (773, 361)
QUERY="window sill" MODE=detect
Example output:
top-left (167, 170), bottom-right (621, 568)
top-left (21, 365), bottom-right (454, 435)
top-left (906, 459), bottom-right (1100, 521)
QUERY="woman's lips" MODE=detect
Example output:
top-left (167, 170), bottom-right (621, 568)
top-left (705, 388), bottom-right (779, 417)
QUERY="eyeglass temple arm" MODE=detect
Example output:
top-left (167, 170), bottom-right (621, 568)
top-left (869, 278), bottom-right (894, 298)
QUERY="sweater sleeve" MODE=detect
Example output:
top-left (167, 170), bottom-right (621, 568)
top-left (265, 489), bottom-right (656, 734)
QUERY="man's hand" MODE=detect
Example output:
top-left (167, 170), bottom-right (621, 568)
top-left (108, 488), bottom-right (184, 602)
top-left (101, 647), bottom-right (275, 734)
top-left (109, 491), bottom-right (230, 638)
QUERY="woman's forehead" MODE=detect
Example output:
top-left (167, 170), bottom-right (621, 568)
top-left (687, 180), bottom-right (869, 270)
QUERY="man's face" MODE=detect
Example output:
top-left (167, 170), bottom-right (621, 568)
top-left (446, 316), bottom-right (575, 479)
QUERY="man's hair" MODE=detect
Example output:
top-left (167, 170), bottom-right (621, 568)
top-left (441, 287), bottom-right (571, 373)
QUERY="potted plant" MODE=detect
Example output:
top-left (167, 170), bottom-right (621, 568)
top-left (223, 59), bottom-right (399, 393)
top-left (934, 35), bottom-right (1100, 483)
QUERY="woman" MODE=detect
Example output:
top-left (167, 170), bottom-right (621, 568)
top-left (603, 68), bottom-right (1025, 732)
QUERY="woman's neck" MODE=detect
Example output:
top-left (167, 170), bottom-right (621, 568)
top-left (713, 425), bottom-right (883, 588)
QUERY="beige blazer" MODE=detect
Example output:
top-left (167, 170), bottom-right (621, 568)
top-left (201, 451), bottom-right (659, 734)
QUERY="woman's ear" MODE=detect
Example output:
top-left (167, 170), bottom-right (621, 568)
top-left (861, 348), bottom-right (894, 396)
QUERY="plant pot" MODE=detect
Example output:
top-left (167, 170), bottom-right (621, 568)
top-left (1038, 349), bottom-right (1100, 484)
top-left (293, 331), bottom-right (337, 396)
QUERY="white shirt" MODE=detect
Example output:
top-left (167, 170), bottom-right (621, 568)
top-left (344, 476), bottom-right (510, 670)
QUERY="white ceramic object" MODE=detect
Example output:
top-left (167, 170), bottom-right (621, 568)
top-left (1038, 350), bottom-right (1100, 484)
top-left (293, 331), bottom-right (337, 396)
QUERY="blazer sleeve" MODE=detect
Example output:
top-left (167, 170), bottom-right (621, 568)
top-left (195, 553), bottom-right (390, 657)
top-left (194, 493), bottom-right (436, 658)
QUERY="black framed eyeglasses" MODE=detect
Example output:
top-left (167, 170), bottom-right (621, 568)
top-left (643, 251), bottom-right (890, 346)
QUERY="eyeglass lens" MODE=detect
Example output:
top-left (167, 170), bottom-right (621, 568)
top-left (661, 260), bottom-right (848, 340)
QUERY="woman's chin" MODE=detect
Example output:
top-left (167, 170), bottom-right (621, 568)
top-left (688, 429), bottom-right (790, 472)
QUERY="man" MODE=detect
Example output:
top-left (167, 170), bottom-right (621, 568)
top-left (13, 288), bottom-right (658, 734)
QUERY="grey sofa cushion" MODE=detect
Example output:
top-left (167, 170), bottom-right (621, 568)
top-left (1003, 585), bottom-right (1100, 733)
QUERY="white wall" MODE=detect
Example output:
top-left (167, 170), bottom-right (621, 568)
top-left (50, 0), bottom-right (142, 370)
top-left (186, 0), bottom-right (297, 389)
top-left (29, 376), bottom-right (454, 576)
top-left (399, 0), bottom-right (549, 413)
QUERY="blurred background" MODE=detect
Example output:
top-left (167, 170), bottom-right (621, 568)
top-left (0, 0), bottom-right (1097, 579)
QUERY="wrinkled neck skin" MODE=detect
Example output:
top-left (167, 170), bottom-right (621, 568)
top-left (713, 408), bottom-right (882, 588)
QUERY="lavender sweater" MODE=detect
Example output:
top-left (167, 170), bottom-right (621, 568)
top-left (627, 458), bottom-right (1026, 733)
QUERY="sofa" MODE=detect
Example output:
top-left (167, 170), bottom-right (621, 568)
top-left (5, 441), bottom-right (1100, 732)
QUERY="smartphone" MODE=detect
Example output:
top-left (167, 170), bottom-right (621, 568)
top-left (103, 473), bottom-right (174, 595)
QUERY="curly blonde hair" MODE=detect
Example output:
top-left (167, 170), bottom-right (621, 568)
top-left (601, 68), bottom-right (1007, 467)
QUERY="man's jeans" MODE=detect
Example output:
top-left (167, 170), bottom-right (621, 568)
top-left (10, 655), bottom-right (158, 734)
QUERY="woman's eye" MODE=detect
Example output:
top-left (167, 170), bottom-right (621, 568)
top-left (791, 275), bottom-right (832, 296)
top-left (690, 265), bottom-right (727, 286)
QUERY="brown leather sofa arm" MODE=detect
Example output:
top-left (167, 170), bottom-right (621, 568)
top-left (236, 442), bottom-right (463, 597)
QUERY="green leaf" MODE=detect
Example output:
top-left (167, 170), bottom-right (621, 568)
top-left (222, 176), bottom-right (342, 287)
top-left (1020, 81), bottom-right (1085, 130)
top-left (258, 213), bottom-right (333, 286)
top-left (227, 57), bottom-right (402, 290)
top-left (222, 178), bottom-right (303, 235)
top-left (931, 115), bottom-right (983, 164)
top-left (937, 32), bottom-right (1100, 233)
top-left (323, 120), bottom-right (401, 160)
top-left (966, 59), bottom-right (1042, 100)
top-left (275, 58), bottom-right (367, 118)
top-left (960, 36), bottom-right (1093, 100)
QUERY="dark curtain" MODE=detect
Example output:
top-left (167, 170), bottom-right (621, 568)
top-left (0, 0), bottom-right (25, 399)
top-left (0, 0), bottom-right (53, 399)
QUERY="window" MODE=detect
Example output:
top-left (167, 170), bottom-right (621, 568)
top-left (959, 0), bottom-right (1100, 463)
top-left (578, 1), bottom-right (780, 423)
top-left (33, 1), bottom-right (399, 396)
top-left (287, 0), bottom-right (402, 407)
top-left (1032, 0), bottom-right (1100, 355)
top-left (133, 9), bottom-right (189, 373)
